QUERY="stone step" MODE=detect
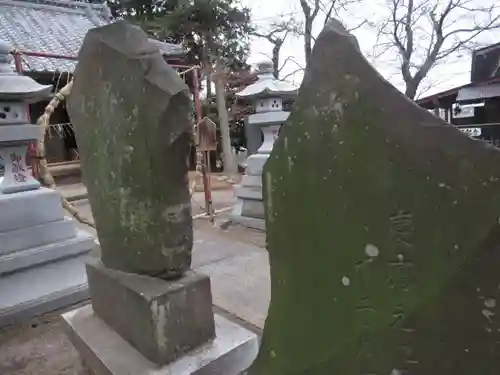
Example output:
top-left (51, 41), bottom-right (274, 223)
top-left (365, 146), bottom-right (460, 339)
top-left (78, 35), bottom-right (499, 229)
top-left (0, 252), bottom-right (92, 327)
top-left (0, 217), bottom-right (76, 256)
top-left (0, 229), bottom-right (95, 276)
top-left (234, 185), bottom-right (262, 201)
top-left (240, 175), bottom-right (262, 188)
top-left (0, 187), bottom-right (65, 232)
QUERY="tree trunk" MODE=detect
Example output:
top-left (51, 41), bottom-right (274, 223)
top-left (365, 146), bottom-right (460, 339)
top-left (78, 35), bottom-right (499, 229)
top-left (215, 57), bottom-right (238, 174)
top-left (405, 80), bottom-right (419, 100)
top-left (304, 19), bottom-right (313, 64)
top-left (206, 73), bottom-right (212, 99)
top-left (272, 42), bottom-right (281, 79)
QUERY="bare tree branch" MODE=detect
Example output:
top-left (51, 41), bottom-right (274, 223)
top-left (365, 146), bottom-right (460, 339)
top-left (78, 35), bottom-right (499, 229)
top-left (250, 19), bottom-right (296, 78)
top-left (371, 0), bottom-right (500, 99)
top-left (281, 68), bottom-right (305, 81)
top-left (278, 56), bottom-right (305, 73)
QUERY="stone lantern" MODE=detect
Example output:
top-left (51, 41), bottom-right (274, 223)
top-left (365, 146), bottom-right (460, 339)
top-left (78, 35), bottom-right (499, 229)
top-left (230, 61), bottom-right (298, 230)
top-left (0, 40), bottom-right (95, 326)
top-left (0, 40), bottom-right (50, 193)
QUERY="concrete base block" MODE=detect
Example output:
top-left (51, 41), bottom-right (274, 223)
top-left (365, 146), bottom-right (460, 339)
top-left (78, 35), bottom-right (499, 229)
top-left (87, 260), bottom-right (216, 365)
top-left (63, 305), bottom-right (259, 375)
top-left (0, 253), bottom-right (92, 327)
top-left (0, 229), bottom-right (95, 275)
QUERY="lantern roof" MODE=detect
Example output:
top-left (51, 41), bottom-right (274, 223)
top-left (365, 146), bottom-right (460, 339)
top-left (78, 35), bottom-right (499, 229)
top-left (0, 40), bottom-right (52, 102)
top-left (236, 61), bottom-right (298, 100)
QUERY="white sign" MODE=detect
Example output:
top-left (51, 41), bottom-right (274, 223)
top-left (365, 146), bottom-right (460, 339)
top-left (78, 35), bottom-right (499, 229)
top-left (453, 106), bottom-right (475, 119)
top-left (459, 127), bottom-right (482, 137)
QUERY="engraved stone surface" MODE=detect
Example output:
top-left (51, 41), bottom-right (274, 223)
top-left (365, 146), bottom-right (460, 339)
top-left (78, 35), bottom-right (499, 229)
top-left (246, 19), bottom-right (500, 375)
top-left (67, 21), bottom-right (193, 278)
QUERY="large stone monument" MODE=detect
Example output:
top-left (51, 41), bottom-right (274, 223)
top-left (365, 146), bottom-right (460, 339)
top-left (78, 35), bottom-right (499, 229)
top-left (0, 40), bottom-right (95, 326)
top-left (231, 62), bottom-right (297, 230)
top-left (244, 19), bottom-right (500, 375)
top-left (62, 21), bottom-right (257, 374)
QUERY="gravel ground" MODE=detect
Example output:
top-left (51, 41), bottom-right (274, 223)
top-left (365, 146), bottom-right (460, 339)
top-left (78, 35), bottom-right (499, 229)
top-left (0, 188), bottom-right (265, 375)
top-left (0, 304), bottom-right (90, 375)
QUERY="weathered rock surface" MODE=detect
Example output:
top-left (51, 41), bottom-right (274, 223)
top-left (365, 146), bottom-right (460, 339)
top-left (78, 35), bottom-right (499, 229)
top-left (247, 19), bottom-right (500, 375)
top-left (68, 21), bottom-right (193, 278)
top-left (85, 259), bottom-right (215, 365)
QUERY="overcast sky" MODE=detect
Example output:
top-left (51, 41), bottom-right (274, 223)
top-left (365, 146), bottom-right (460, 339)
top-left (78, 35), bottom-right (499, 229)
top-left (240, 0), bottom-right (500, 98)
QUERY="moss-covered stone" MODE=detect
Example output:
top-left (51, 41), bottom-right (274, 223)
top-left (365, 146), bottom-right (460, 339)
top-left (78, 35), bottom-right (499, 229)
top-left (68, 21), bottom-right (193, 279)
top-left (248, 19), bottom-right (500, 374)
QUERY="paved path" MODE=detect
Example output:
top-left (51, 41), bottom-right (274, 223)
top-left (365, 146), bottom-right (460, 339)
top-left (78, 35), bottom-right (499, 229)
top-left (193, 231), bottom-right (270, 330)
top-left (72, 200), bottom-right (270, 331)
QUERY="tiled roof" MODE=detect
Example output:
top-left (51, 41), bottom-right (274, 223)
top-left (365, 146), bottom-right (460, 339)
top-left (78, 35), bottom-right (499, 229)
top-left (0, 0), bottom-right (185, 73)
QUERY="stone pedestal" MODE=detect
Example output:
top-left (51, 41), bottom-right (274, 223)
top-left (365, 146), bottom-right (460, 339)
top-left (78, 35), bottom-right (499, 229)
top-left (231, 154), bottom-right (269, 231)
top-left (64, 259), bottom-right (259, 375)
top-left (63, 304), bottom-right (258, 375)
top-left (0, 188), bottom-right (95, 326)
top-left (231, 116), bottom-right (288, 231)
top-left (86, 260), bottom-right (216, 365)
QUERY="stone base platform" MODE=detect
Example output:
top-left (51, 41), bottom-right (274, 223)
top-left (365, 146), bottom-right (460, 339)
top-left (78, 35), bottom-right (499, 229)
top-left (0, 187), bottom-right (95, 327)
top-left (0, 252), bottom-right (91, 326)
top-left (63, 304), bottom-right (259, 375)
top-left (229, 202), bottom-right (265, 232)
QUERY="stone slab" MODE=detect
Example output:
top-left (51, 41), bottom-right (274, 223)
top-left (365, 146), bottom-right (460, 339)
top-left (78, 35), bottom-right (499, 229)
top-left (87, 260), bottom-right (216, 365)
top-left (0, 229), bottom-right (94, 275)
top-left (0, 253), bottom-right (92, 327)
top-left (0, 124), bottom-right (40, 143)
top-left (63, 304), bottom-right (258, 375)
top-left (0, 217), bottom-right (76, 256)
top-left (0, 187), bottom-right (64, 232)
top-left (247, 18), bottom-right (500, 375)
